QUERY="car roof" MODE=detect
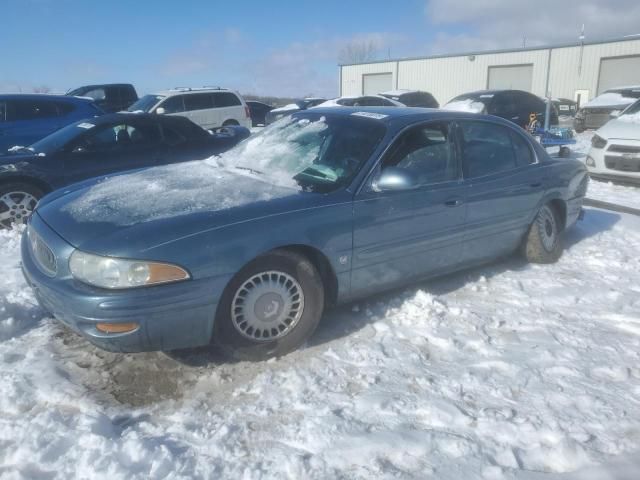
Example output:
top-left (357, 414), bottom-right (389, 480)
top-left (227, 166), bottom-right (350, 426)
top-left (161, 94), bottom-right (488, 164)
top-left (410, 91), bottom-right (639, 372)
top-left (0, 93), bottom-right (94, 103)
top-left (153, 87), bottom-right (237, 96)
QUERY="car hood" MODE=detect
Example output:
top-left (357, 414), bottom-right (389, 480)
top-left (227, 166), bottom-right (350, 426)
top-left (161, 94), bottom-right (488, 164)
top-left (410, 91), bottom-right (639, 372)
top-left (36, 161), bottom-right (322, 256)
top-left (597, 117), bottom-right (640, 141)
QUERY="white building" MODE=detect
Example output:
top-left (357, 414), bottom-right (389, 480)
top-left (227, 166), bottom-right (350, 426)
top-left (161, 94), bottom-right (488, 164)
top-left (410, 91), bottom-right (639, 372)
top-left (339, 36), bottom-right (640, 106)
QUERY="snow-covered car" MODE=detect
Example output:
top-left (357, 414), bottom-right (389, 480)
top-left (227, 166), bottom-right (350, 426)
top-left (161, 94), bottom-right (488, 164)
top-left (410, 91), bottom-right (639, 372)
top-left (264, 98), bottom-right (326, 125)
top-left (312, 95), bottom-right (405, 108)
top-left (442, 90), bottom-right (558, 129)
top-left (585, 99), bottom-right (640, 182)
top-left (21, 107), bottom-right (587, 360)
top-left (380, 89), bottom-right (439, 108)
top-left (574, 86), bottom-right (640, 132)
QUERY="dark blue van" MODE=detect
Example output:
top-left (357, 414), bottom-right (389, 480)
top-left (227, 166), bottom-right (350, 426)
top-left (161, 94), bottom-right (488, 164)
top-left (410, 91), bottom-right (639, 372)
top-left (0, 94), bottom-right (103, 152)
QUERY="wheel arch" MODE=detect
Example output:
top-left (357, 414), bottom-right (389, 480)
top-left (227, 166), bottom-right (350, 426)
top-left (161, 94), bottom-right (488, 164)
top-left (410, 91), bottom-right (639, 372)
top-left (547, 198), bottom-right (567, 231)
top-left (0, 175), bottom-right (52, 196)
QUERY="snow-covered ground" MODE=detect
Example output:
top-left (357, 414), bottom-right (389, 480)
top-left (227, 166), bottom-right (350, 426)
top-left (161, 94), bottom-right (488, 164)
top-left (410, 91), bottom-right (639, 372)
top-left (571, 130), bottom-right (640, 210)
top-left (2, 206), bottom-right (640, 479)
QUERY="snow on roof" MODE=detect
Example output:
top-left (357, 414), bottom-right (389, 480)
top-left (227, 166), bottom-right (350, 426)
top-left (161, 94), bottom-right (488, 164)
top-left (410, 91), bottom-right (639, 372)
top-left (441, 99), bottom-right (485, 113)
top-left (312, 95), bottom-right (405, 108)
top-left (271, 103), bottom-right (299, 113)
top-left (381, 89), bottom-right (418, 96)
top-left (583, 92), bottom-right (637, 108)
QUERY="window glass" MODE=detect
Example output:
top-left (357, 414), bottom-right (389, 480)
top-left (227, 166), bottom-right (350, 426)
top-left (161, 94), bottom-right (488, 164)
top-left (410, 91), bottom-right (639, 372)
top-left (55, 101), bottom-right (75, 115)
top-left (162, 125), bottom-right (186, 146)
top-left (510, 131), bottom-right (535, 166)
top-left (382, 122), bottom-right (457, 185)
top-left (159, 95), bottom-right (185, 114)
top-left (79, 123), bottom-right (160, 151)
top-left (460, 121), bottom-right (518, 178)
top-left (184, 93), bottom-right (213, 111)
top-left (8, 100), bottom-right (60, 121)
top-left (82, 88), bottom-right (106, 101)
top-left (214, 92), bottom-right (241, 107)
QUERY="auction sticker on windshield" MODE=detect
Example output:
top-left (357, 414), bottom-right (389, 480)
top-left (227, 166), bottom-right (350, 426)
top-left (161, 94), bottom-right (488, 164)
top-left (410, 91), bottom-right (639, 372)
top-left (351, 112), bottom-right (388, 120)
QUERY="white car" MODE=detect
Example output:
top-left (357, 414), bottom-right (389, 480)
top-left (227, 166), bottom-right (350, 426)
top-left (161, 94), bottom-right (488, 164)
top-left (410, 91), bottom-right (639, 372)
top-left (586, 99), bottom-right (640, 182)
top-left (312, 95), bottom-right (405, 108)
top-left (127, 87), bottom-right (251, 129)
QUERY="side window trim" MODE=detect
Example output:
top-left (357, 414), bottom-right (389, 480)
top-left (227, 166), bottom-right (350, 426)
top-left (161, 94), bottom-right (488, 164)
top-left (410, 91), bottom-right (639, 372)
top-left (362, 119), bottom-right (462, 193)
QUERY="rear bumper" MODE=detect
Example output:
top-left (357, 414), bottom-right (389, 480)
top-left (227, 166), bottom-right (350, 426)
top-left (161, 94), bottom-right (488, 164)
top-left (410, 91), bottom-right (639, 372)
top-left (21, 216), bottom-right (231, 352)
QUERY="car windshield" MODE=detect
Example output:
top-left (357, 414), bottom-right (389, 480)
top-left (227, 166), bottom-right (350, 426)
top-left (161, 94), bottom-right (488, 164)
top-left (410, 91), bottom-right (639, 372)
top-left (217, 113), bottom-right (386, 192)
top-left (29, 120), bottom-right (96, 154)
top-left (622, 99), bottom-right (640, 116)
top-left (127, 94), bottom-right (164, 112)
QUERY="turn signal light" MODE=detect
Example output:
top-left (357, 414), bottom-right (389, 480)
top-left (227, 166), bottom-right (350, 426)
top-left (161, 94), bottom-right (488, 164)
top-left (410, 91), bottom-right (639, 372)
top-left (96, 322), bottom-right (139, 334)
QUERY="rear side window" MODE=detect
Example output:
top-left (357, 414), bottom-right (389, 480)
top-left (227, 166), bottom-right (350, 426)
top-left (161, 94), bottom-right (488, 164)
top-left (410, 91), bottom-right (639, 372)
top-left (459, 121), bottom-right (518, 178)
top-left (382, 121), bottom-right (458, 185)
top-left (214, 92), bottom-right (241, 107)
top-left (161, 125), bottom-right (186, 146)
top-left (119, 86), bottom-right (137, 103)
top-left (160, 96), bottom-right (185, 114)
top-left (184, 93), bottom-right (214, 111)
top-left (56, 101), bottom-right (75, 115)
top-left (7, 99), bottom-right (60, 121)
top-left (510, 131), bottom-right (535, 166)
top-left (82, 88), bottom-right (106, 101)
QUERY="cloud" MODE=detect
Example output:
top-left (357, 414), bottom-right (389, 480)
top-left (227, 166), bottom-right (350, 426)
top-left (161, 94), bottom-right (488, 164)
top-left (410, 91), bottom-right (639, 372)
top-left (425, 0), bottom-right (640, 52)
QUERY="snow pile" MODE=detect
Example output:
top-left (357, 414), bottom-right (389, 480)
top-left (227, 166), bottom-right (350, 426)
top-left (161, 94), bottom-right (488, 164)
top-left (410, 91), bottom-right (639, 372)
top-left (441, 99), bottom-right (485, 113)
top-left (2, 210), bottom-right (640, 478)
top-left (583, 93), bottom-right (636, 108)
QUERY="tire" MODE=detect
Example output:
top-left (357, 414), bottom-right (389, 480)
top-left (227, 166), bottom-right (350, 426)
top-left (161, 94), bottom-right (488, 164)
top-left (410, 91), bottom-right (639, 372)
top-left (522, 203), bottom-right (563, 264)
top-left (0, 182), bottom-right (44, 229)
top-left (222, 119), bottom-right (239, 126)
top-left (214, 250), bottom-right (324, 361)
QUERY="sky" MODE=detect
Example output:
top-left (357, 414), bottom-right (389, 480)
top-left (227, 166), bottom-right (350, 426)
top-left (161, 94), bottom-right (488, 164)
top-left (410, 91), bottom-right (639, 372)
top-left (1, 0), bottom-right (639, 98)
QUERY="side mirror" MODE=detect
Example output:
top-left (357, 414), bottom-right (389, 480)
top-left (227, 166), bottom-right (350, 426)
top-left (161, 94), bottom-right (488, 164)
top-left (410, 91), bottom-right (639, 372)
top-left (156, 107), bottom-right (166, 115)
top-left (372, 167), bottom-right (417, 192)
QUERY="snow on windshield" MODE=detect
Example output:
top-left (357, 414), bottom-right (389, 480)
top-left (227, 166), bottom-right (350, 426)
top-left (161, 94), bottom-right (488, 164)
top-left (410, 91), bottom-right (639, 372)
top-left (217, 116), bottom-right (329, 185)
top-left (442, 99), bottom-right (485, 113)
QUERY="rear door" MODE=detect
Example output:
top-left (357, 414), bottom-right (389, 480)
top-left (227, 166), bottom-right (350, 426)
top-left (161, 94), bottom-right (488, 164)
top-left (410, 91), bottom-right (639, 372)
top-left (2, 99), bottom-right (64, 149)
top-left (457, 120), bottom-right (545, 263)
top-left (63, 120), bottom-right (164, 183)
top-left (213, 92), bottom-right (243, 125)
top-left (351, 120), bottom-right (467, 295)
top-left (183, 93), bottom-right (216, 129)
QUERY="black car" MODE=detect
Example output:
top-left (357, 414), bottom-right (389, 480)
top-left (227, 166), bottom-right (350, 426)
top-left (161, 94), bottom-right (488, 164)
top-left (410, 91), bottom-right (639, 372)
top-left (246, 101), bottom-right (273, 127)
top-left (0, 113), bottom-right (249, 228)
top-left (444, 90), bottom-right (558, 129)
top-left (553, 98), bottom-right (577, 117)
top-left (380, 89), bottom-right (439, 108)
top-left (265, 98), bottom-right (326, 125)
top-left (67, 84), bottom-right (138, 113)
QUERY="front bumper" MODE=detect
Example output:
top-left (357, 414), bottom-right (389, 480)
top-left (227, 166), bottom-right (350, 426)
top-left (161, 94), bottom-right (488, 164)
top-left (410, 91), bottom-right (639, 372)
top-left (586, 141), bottom-right (640, 181)
top-left (21, 214), bottom-right (231, 352)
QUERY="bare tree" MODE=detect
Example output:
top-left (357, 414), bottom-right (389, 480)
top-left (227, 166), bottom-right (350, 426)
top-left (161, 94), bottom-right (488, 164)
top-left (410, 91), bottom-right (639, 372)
top-left (32, 85), bottom-right (51, 93)
top-left (339, 39), bottom-right (379, 64)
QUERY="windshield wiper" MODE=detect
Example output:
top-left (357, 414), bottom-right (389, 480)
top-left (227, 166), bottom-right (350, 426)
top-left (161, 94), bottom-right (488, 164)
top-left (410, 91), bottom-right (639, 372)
top-left (233, 166), bottom-right (265, 175)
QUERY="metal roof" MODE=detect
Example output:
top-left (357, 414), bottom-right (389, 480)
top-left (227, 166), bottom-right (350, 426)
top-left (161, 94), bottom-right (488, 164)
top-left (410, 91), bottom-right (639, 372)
top-left (338, 34), bottom-right (640, 67)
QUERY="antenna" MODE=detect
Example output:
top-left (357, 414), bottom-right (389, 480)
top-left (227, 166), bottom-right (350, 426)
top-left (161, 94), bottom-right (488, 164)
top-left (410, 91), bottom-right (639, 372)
top-left (522, 36), bottom-right (526, 48)
top-left (579, 24), bottom-right (585, 42)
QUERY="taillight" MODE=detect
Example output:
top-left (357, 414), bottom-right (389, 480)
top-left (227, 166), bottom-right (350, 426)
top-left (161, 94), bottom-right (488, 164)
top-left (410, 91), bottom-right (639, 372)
top-left (244, 105), bottom-right (251, 118)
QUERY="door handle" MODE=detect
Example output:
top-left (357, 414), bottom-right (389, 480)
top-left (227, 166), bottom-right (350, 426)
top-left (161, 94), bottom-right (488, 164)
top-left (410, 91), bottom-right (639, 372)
top-left (444, 199), bottom-right (463, 207)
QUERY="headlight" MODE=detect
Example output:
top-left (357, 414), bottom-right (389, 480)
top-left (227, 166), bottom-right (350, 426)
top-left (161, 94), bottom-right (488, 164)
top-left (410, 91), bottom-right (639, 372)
top-left (591, 134), bottom-right (607, 149)
top-left (69, 250), bottom-right (189, 289)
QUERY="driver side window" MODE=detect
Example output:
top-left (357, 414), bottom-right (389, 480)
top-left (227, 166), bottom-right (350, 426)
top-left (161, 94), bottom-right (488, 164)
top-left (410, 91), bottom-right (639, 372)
top-left (381, 122), bottom-right (458, 186)
top-left (75, 123), bottom-right (159, 152)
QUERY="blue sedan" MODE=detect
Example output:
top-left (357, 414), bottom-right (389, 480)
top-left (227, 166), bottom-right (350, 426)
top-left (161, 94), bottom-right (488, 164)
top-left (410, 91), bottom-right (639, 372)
top-left (21, 108), bottom-right (588, 360)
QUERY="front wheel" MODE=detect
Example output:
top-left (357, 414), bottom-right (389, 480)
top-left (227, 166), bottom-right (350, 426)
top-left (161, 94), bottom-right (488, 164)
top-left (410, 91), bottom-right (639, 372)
top-left (522, 204), bottom-right (563, 263)
top-left (214, 250), bottom-right (324, 361)
top-left (0, 183), bottom-right (43, 229)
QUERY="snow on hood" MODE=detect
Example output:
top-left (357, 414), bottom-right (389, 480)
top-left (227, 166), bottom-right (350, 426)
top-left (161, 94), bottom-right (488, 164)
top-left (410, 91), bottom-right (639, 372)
top-left (597, 115), bottom-right (640, 141)
top-left (618, 111), bottom-right (640, 124)
top-left (270, 103), bottom-right (299, 113)
top-left (441, 99), bottom-right (486, 113)
top-left (583, 93), bottom-right (636, 109)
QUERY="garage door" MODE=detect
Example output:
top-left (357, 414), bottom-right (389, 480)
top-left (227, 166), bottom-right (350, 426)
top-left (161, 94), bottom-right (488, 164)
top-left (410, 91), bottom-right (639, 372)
top-left (362, 73), bottom-right (392, 95)
top-left (598, 56), bottom-right (640, 94)
top-left (487, 64), bottom-right (533, 91)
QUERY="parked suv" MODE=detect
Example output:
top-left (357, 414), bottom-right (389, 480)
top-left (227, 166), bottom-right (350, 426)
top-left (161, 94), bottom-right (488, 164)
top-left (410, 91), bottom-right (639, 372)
top-left (443, 90), bottom-right (558, 129)
top-left (66, 84), bottom-right (138, 113)
top-left (127, 87), bottom-right (252, 129)
top-left (0, 94), bottom-right (103, 153)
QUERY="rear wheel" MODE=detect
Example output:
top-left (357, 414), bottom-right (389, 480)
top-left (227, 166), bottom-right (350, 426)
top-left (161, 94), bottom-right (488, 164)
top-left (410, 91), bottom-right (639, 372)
top-left (222, 119), bottom-right (239, 126)
top-left (214, 250), bottom-right (324, 361)
top-left (0, 183), bottom-right (43, 229)
top-left (522, 203), bottom-right (563, 263)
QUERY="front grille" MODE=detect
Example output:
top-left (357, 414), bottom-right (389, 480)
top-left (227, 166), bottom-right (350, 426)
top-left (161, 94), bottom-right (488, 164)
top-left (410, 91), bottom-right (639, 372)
top-left (605, 156), bottom-right (640, 172)
top-left (29, 227), bottom-right (57, 276)
top-left (608, 144), bottom-right (640, 154)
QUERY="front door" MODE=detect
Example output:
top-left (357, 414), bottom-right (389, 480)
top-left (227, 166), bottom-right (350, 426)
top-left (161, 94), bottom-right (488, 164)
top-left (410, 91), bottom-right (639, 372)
top-left (351, 121), bottom-right (467, 296)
